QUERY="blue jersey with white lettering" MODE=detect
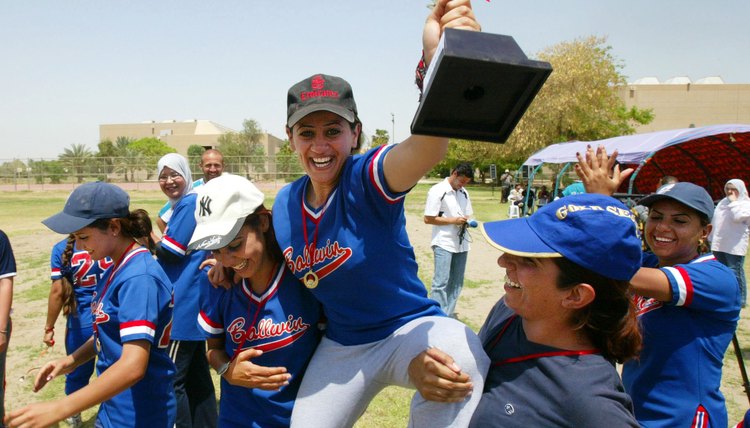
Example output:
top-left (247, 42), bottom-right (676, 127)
top-left (50, 238), bottom-right (112, 329)
top-left (92, 246), bottom-right (176, 428)
top-left (198, 264), bottom-right (321, 427)
top-left (273, 145), bottom-right (442, 346)
top-left (622, 253), bottom-right (740, 428)
top-left (158, 192), bottom-right (207, 340)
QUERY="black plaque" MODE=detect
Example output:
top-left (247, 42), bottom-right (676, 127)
top-left (411, 28), bottom-right (552, 143)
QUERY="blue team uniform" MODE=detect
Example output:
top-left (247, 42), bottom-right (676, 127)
top-left (50, 239), bottom-right (112, 395)
top-left (158, 191), bottom-right (217, 427)
top-left (198, 264), bottom-right (321, 427)
top-left (158, 192), bottom-right (206, 341)
top-left (273, 145), bottom-right (442, 346)
top-left (0, 230), bottom-right (15, 423)
top-left (92, 246), bottom-right (176, 427)
top-left (622, 253), bottom-right (741, 428)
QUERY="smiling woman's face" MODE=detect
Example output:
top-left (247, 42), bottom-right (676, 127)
top-left (158, 166), bottom-right (187, 200)
top-left (287, 111), bottom-right (359, 190)
top-left (645, 199), bottom-right (710, 266)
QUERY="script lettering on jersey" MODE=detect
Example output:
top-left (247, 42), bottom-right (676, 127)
top-left (282, 239), bottom-right (353, 281)
top-left (227, 315), bottom-right (310, 351)
top-left (633, 294), bottom-right (663, 316)
top-left (92, 301), bottom-right (111, 324)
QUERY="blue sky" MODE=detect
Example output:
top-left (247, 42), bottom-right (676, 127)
top-left (1, 0), bottom-right (748, 159)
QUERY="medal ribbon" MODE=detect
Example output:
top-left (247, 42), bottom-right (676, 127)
top-left (230, 263), bottom-right (281, 361)
top-left (487, 315), bottom-right (600, 367)
top-left (300, 188), bottom-right (335, 288)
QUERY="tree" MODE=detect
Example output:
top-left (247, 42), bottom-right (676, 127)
top-left (187, 144), bottom-right (205, 168)
top-left (370, 129), bottom-right (390, 149)
top-left (218, 119), bottom-right (267, 178)
top-left (59, 143), bottom-right (93, 183)
top-left (112, 136), bottom-right (134, 181)
top-left (28, 159), bottom-right (65, 184)
top-left (129, 137), bottom-right (176, 179)
top-left (119, 147), bottom-right (143, 182)
top-left (275, 140), bottom-right (304, 181)
top-left (434, 36), bottom-right (653, 179)
top-left (498, 36), bottom-right (653, 163)
top-left (95, 139), bottom-right (118, 178)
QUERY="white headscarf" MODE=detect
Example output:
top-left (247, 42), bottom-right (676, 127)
top-left (719, 178), bottom-right (749, 207)
top-left (157, 153), bottom-right (194, 205)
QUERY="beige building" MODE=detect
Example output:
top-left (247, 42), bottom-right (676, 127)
top-left (99, 119), bottom-right (287, 174)
top-left (616, 77), bottom-right (750, 132)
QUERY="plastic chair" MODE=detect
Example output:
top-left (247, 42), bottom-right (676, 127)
top-left (508, 204), bottom-right (520, 218)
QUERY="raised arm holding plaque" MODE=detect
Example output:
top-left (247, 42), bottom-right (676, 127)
top-left (411, 28), bottom-right (552, 143)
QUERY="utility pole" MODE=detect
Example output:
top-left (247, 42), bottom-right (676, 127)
top-left (391, 113), bottom-right (395, 143)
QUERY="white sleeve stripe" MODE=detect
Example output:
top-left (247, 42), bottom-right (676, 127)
top-left (370, 147), bottom-right (405, 203)
top-left (662, 266), bottom-right (687, 306)
top-left (0, 272), bottom-right (16, 279)
top-left (198, 315), bottom-right (223, 335)
top-left (121, 325), bottom-right (156, 338)
top-left (161, 238), bottom-right (186, 256)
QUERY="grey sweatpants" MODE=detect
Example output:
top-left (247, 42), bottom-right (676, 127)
top-left (290, 316), bottom-right (490, 428)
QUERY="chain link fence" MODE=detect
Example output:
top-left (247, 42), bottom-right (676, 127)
top-left (0, 154), bottom-right (305, 190)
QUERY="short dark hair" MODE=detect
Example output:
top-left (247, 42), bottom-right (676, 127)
top-left (452, 163), bottom-right (474, 179)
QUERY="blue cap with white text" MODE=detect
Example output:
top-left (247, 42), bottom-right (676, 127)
top-left (481, 194), bottom-right (642, 281)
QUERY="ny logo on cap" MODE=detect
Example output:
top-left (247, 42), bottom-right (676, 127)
top-left (199, 195), bottom-right (212, 217)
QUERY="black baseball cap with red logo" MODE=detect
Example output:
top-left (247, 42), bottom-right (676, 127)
top-left (286, 73), bottom-right (358, 128)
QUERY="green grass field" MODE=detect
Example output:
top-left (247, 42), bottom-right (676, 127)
top-left (2, 183), bottom-right (750, 427)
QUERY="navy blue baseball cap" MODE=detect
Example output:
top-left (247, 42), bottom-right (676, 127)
top-left (638, 182), bottom-right (714, 221)
top-left (481, 194), bottom-right (642, 281)
top-left (43, 182), bottom-right (130, 234)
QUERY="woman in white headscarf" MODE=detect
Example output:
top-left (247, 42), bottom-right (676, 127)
top-left (710, 178), bottom-right (750, 307)
top-left (154, 153), bottom-right (218, 428)
top-left (157, 153), bottom-right (194, 224)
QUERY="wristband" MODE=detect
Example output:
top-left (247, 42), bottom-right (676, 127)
top-left (215, 361), bottom-right (230, 376)
top-left (45, 327), bottom-right (55, 333)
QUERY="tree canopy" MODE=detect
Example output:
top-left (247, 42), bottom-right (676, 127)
top-left (218, 119), bottom-right (267, 177)
top-left (439, 36), bottom-right (653, 173)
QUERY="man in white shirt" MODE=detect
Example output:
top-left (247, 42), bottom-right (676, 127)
top-left (424, 163), bottom-right (474, 317)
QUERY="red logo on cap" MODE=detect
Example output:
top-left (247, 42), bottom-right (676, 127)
top-left (311, 75), bottom-right (325, 90)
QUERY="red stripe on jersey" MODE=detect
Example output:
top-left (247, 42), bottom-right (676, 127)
top-left (199, 310), bottom-right (221, 329)
top-left (675, 266), bottom-right (694, 307)
top-left (691, 404), bottom-right (709, 428)
top-left (162, 235), bottom-right (187, 254)
top-left (121, 320), bottom-right (156, 330)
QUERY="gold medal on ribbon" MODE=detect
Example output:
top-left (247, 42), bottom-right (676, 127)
top-left (303, 270), bottom-right (319, 289)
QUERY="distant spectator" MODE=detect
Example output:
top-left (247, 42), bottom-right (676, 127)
top-left (522, 183), bottom-right (536, 215)
top-left (499, 169), bottom-right (513, 203)
top-left (536, 185), bottom-right (550, 210)
top-left (508, 184), bottom-right (525, 208)
top-left (424, 162), bottom-right (474, 317)
top-left (561, 180), bottom-right (585, 197)
top-left (710, 179), bottom-right (750, 307)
